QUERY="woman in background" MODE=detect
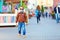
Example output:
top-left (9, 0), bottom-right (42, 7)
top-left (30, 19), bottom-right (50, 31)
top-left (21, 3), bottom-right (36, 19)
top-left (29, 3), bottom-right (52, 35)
top-left (35, 5), bottom-right (41, 23)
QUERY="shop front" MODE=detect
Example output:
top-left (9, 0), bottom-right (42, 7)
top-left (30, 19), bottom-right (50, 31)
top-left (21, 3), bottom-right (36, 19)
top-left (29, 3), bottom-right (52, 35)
top-left (0, 0), bottom-right (28, 27)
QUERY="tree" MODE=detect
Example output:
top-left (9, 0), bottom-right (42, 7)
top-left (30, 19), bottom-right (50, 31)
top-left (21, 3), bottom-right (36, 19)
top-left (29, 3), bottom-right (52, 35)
top-left (18, 0), bottom-right (27, 9)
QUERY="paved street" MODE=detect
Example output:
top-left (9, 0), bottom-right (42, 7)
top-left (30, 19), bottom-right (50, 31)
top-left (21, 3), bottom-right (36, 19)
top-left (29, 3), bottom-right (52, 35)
top-left (0, 17), bottom-right (60, 40)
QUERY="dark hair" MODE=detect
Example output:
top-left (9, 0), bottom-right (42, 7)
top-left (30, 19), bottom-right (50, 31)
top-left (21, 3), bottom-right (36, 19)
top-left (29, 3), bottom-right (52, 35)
top-left (36, 5), bottom-right (40, 11)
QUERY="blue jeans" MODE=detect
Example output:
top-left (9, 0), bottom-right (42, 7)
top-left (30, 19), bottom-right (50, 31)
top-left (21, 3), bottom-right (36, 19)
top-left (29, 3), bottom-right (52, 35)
top-left (18, 22), bottom-right (26, 35)
top-left (37, 16), bottom-right (40, 23)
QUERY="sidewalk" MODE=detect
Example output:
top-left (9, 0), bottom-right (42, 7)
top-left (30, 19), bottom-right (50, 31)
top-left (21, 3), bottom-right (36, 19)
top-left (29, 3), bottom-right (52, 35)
top-left (0, 17), bottom-right (60, 40)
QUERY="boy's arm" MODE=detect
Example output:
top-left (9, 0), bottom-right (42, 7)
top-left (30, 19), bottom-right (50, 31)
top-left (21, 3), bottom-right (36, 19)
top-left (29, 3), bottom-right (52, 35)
top-left (24, 13), bottom-right (27, 23)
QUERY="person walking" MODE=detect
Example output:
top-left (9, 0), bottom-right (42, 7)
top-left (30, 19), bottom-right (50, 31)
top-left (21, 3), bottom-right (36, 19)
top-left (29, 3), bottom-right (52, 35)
top-left (16, 6), bottom-right (27, 38)
top-left (35, 5), bottom-right (41, 23)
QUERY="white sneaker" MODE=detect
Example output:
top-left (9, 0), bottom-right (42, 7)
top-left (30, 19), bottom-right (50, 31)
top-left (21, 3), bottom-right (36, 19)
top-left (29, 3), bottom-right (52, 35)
top-left (22, 35), bottom-right (27, 39)
top-left (18, 34), bottom-right (21, 37)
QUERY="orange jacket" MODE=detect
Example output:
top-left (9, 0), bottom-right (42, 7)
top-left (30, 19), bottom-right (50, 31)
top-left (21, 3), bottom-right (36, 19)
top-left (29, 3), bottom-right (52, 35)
top-left (16, 12), bottom-right (27, 23)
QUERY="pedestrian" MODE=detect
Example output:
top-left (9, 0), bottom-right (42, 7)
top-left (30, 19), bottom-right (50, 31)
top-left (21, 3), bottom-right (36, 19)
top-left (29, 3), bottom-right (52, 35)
top-left (45, 12), bottom-right (48, 18)
top-left (45, 8), bottom-right (48, 18)
top-left (16, 6), bottom-right (27, 38)
top-left (35, 5), bottom-right (41, 23)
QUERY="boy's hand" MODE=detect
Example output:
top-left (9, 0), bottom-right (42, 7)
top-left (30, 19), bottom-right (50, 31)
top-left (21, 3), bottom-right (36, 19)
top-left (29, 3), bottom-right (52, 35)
top-left (16, 23), bottom-right (18, 27)
top-left (16, 24), bottom-right (17, 27)
top-left (25, 23), bottom-right (28, 26)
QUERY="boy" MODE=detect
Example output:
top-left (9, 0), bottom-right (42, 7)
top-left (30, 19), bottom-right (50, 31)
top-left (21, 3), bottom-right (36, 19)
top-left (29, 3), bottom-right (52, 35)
top-left (16, 6), bottom-right (27, 37)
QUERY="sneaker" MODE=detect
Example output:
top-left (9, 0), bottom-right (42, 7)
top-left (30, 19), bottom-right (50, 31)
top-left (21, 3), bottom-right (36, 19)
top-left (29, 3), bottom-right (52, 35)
top-left (18, 34), bottom-right (21, 37)
top-left (22, 35), bottom-right (27, 39)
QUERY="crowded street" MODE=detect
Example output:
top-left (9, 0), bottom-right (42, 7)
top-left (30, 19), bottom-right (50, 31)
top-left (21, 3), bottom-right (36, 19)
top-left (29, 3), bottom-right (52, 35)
top-left (0, 0), bottom-right (60, 40)
top-left (0, 17), bottom-right (60, 40)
